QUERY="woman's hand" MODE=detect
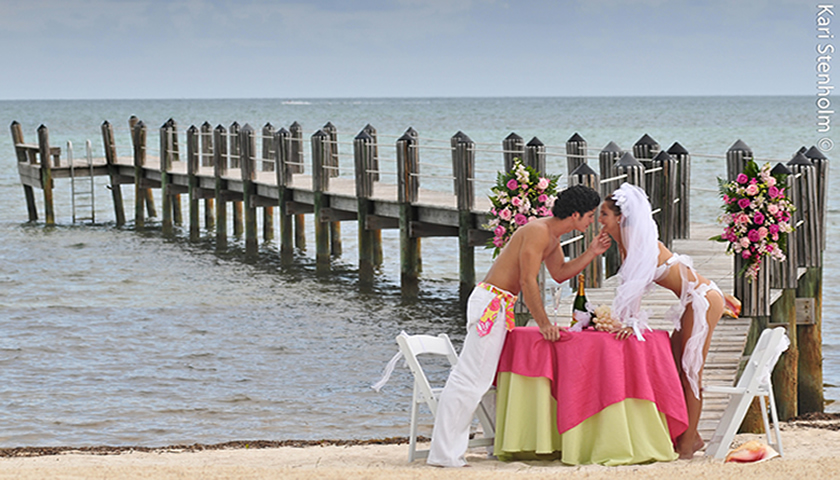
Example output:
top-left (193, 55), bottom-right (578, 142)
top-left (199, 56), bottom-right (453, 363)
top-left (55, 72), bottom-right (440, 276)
top-left (539, 323), bottom-right (566, 341)
top-left (615, 326), bottom-right (634, 340)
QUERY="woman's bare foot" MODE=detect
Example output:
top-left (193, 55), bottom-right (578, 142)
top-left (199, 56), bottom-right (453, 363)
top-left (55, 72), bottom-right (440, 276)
top-left (676, 432), bottom-right (704, 459)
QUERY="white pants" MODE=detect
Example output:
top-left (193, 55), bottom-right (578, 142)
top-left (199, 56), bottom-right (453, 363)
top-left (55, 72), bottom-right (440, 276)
top-left (427, 285), bottom-right (509, 467)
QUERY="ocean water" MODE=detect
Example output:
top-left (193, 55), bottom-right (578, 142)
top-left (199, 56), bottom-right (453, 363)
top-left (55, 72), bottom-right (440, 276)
top-left (0, 96), bottom-right (836, 447)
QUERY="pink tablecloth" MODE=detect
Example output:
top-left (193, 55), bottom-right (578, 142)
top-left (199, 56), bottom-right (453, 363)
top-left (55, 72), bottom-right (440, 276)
top-left (496, 327), bottom-right (688, 441)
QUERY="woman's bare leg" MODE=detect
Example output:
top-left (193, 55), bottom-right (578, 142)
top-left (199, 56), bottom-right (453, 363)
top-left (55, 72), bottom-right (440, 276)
top-left (674, 290), bottom-right (725, 459)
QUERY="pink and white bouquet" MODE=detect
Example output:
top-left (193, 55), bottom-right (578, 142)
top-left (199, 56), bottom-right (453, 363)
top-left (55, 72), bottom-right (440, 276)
top-left (485, 158), bottom-right (560, 257)
top-left (713, 159), bottom-right (795, 281)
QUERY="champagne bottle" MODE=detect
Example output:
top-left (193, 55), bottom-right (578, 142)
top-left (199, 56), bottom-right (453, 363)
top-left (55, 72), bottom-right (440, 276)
top-left (570, 275), bottom-right (591, 329)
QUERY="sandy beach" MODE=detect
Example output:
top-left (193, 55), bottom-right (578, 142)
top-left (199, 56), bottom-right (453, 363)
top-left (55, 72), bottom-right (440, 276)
top-left (2, 421), bottom-right (839, 480)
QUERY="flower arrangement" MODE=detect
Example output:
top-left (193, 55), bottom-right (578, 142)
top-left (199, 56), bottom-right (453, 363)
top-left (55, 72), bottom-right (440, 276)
top-left (713, 159), bottom-right (795, 281)
top-left (485, 158), bottom-right (560, 257)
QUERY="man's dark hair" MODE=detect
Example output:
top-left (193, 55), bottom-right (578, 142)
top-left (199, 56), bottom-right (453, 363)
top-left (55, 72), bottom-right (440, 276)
top-left (551, 185), bottom-right (601, 219)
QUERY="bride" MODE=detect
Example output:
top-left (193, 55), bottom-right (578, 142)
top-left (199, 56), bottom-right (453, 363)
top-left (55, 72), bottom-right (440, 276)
top-left (599, 182), bottom-right (731, 459)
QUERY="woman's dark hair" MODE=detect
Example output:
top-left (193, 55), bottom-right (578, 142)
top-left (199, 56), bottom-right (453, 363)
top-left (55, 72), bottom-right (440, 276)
top-left (604, 195), bottom-right (622, 216)
top-left (551, 185), bottom-right (601, 219)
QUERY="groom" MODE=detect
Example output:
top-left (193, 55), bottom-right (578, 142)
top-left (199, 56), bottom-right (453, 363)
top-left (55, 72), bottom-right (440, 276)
top-left (427, 184), bottom-right (610, 467)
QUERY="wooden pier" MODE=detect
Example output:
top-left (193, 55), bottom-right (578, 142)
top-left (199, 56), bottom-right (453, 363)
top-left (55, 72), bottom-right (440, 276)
top-left (9, 118), bottom-right (828, 440)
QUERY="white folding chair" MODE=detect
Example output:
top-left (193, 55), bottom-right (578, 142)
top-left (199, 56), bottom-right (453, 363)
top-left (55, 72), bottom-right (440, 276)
top-left (705, 326), bottom-right (789, 459)
top-left (395, 331), bottom-right (495, 462)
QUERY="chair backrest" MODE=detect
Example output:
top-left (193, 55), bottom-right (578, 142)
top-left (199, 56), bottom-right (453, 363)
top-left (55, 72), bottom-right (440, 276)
top-left (396, 332), bottom-right (459, 416)
top-left (735, 327), bottom-right (788, 391)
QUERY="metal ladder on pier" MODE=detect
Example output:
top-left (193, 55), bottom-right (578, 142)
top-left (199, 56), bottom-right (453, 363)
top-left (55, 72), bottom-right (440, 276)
top-left (68, 140), bottom-right (95, 224)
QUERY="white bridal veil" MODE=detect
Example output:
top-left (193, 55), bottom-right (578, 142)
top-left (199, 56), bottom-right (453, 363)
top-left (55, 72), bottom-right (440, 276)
top-left (611, 183), bottom-right (660, 340)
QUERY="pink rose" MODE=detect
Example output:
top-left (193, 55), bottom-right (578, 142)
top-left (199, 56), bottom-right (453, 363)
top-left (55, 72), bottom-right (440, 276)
top-left (723, 194), bottom-right (730, 204)
top-left (768, 204), bottom-right (779, 215)
top-left (494, 225), bottom-right (506, 237)
top-left (506, 179), bottom-right (518, 190)
top-left (738, 198), bottom-right (751, 209)
top-left (767, 176), bottom-right (776, 187)
top-left (768, 224), bottom-right (780, 235)
top-left (745, 184), bottom-right (759, 196)
top-left (737, 213), bottom-right (750, 225)
top-left (499, 208), bottom-right (512, 221)
top-left (538, 194), bottom-right (548, 203)
top-left (768, 186), bottom-right (780, 198)
top-left (758, 227), bottom-right (768, 239)
top-left (748, 229), bottom-right (760, 242)
top-left (737, 173), bottom-right (749, 184)
top-left (742, 250), bottom-right (752, 259)
top-left (537, 177), bottom-right (550, 190)
top-left (754, 212), bottom-right (765, 225)
top-left (514, 214), bottom-right (528, 226)
top-left (493, 236), bottom-right (505, 248)
top-left (511, 197), bottom-right (522, 207)
top-left (739, 237), bottom-right (751, 249)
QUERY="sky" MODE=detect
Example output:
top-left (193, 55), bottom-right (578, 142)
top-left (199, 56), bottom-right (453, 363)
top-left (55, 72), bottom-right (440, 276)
top-left (0, 0), bottom-right (827, 99)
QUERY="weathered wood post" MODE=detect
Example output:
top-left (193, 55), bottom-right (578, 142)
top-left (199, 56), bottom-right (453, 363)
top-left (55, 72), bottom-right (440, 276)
top-left (311, 129), bottom-right (331, 273)
top-left (355, 129), bottom-right (376, 288)
top-left (130, 116), bottom-right (156, 219)
top-left (599, 141), bottom-right (622, 187)
top-left (363, 123), bottom-right (382, 265)
top-left (566, 132), bottom-right (587, 177)
top-left (275, 127), bottom-right (294, 264)
top-left (186, 125), bottom-right (201, 242)
top-left (201, 122), bottom-right (215, 231)
top-left (503, 132), bottom-right (524, 171)
top-left (451, 131), bottom-right (467, 192)
top-left (769, 162), bottom-right (799, 420)
top-left (36, 124), bottom-right (55, 226)
top-left (262, 122), bottom-right (275, 242)
top-left (322, 121), bottom-right (340, 256)
top-left (804, 146), bottom-right (828, 252)
top-left (166, 119), bottom-right (181, 225)
top-left (100, 121), bottom-right (126, 226)
top-left (397, 132), bottom-right (420, 299)
top-left (10, 122), bottom-right (38, 221)
top-left (240, 124), bottom-right (258, 258)
top-left (651, 150), bottom-right (677, 249)
top-left (229, 122), bottom-right (243, 236)
top-left (667, 142), bottom-right (690, 239)
top-left (634, 134), bottom-right (660, 213)
top-left (727, 140), bottom-right (770, 318)
top-left (213, 124), bottom-right (228, 251)
top-left (405, 126), bottom-right (421, 273)
top-left (290, 121), bottom-right (306, 250)
top-left (160, 121), bottom-right (173, 237)
top-left (455, 133), bottom-right (476, 306)
top-left (131, 121), bottom-right (147, 229)
top-left (787, 152), bottom-right (824, 414)
top-left (569, 162), bottom-right (602, 287)
top-left (523, 137), bottom-right (546, 172)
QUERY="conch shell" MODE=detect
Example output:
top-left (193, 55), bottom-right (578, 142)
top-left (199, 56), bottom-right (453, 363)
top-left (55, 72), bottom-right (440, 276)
top-left (723, 293), bottom-right (742, 318)
top-left (724, 440), bottom-right (779, 463)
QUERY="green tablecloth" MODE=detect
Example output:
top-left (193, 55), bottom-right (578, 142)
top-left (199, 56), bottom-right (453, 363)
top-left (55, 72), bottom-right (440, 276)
top-left (495, 372), bottom-right (679, 465)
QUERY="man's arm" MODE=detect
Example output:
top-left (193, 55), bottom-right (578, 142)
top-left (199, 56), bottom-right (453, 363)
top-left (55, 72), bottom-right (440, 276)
top-left (518, 233), bottom-right (564, 341)
top-left (545, 231), bottom-right (611, 284)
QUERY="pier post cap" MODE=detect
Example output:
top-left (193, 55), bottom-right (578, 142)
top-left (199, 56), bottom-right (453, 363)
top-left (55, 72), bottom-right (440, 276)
top-left (804, 145), bottom-right (828, 160)
top-left (771, 162), bottom-right (793, 176)
top-left (363, 123), bottom-right (376, 132)
top-left (214, 124), bottom-right (226, 132)
top-left (615, 151), bottom-right (642, 167)
top-left (652, 150), bottom-right (673, 162)
top-left (277, 127), bottom-right (290, 135)
top-left (667, 142), bottom-right (689, 155)
top-left (264, 121), bottom-right (275, 129)
top-left (311, 129), bottom-right (328, 139)
top-left (38, 124), bottom-right (48, 131)
top-left (601, 141), bottom-right (622, 153)
top-left (570, 162), bottom-right (597, 176)
top-left (201, 121), bottom-right (212, 128)
top-left (101, 120), bottom-right (110, 127)
top-left (567, 132), bottom-right (586, 144)
top-left (452, 131), bottom-right (467, 141)
top-left (10, 120), bottom-right (20, 127)
top-left (355, 130), bottom-right (373, 141)
top-left (165, 118), bottom-right (176, 126)
top-left (240, 123), bottom-right (254, 132)
top-left (187, 124), bottom-right (199, 134)
top-left (230, 121), bottom-right (240, 129)
top-left (290, 121), bottom-right (301, 130)
top-left (635, 133), bottom-right (658, 146)
top-left (397, 132), bottom-right (416, 143)
top-left (728, 139), bottom-right (752, 153)
top-left (787, 152), bottom-right (814, 166)
top-left (404, 126), bottom-right (418, 137)
top-left (526, 136), bottom-right (544, 147)
top-left (322, 121), bottom-right (335, 129)
top-left (505, 132), bottom-right (523, 141)
top-left (457, 132), bottom-right (474, 144)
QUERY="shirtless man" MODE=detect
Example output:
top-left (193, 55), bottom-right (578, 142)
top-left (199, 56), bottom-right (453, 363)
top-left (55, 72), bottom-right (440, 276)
top-left (427, 184), bottom-right (611, 467)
